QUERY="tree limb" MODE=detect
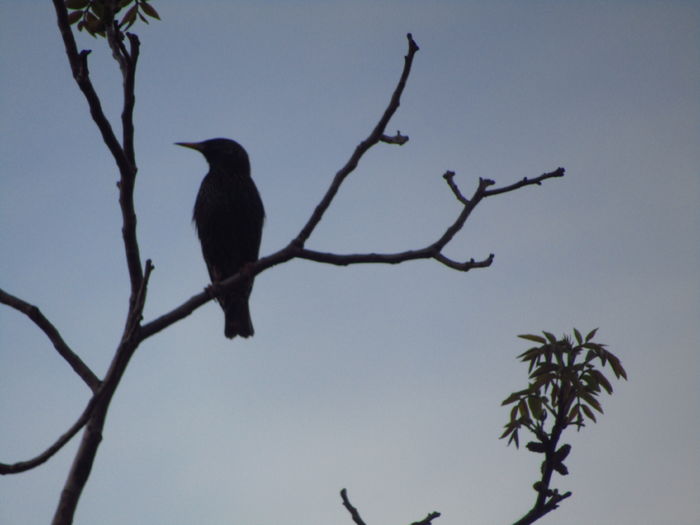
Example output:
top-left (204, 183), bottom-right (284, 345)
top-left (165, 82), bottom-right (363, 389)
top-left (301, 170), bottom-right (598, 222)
top-left (0, 288), bottom-right (99, 391)
top-left (340, 489), bottom-right (368, 525)
top-left (294, 33), bottom-right (419, 246)
top-left (0, 395), bottom-right (97, 475)
top-left (50, 0), bottom-right (144, 299)
top-left (340, 489), bottom-right (441, 525)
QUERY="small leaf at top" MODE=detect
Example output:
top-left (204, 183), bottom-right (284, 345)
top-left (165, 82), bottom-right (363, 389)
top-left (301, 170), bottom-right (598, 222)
top-left (140, 1), bottom-right (161, 20)
top-left (543, 331), bottom-right (558, 344)
top-left (585, 328), bottom-right (599, 342)
top-left (518, 334), bottom-right (546, 344)
top-left (67, 10), bottom-right (83, 25)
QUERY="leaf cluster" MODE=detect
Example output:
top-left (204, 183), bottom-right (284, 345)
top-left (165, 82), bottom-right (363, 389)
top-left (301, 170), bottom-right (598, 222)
top-left (500, 329), bottom-right (627, 449)
top-left (65, 0), bottom-right (160, 37)
top-left (502, 329), bottom-right (626, 523)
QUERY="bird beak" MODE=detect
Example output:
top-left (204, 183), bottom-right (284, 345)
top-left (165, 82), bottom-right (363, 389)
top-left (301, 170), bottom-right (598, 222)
top-left (175, 141), bottom-right (203, 151)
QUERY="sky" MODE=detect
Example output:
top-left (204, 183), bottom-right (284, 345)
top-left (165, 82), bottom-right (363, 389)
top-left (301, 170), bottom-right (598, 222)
top-left (1, 1), bottom-right (699, 524)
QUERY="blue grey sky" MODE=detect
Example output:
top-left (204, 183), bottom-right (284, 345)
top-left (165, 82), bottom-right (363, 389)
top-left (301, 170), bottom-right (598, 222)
top-left (1, 1), bottom-right (698, 524)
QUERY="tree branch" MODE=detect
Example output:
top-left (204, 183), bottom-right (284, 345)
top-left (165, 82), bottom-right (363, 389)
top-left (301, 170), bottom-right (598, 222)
top-left (483, 168), bottom-right (565, 197)
top-left (0, 396), bottom-right (96, 475)
top-left (51, 0), bottom-right (143, 299)
top-left (340, 489), bottom-right (368, 525)
top-left (0, 288), bottom-right (99, 391)
top-left (339, 489), bottom-right (441, 525)
top-left (294, 33), bottom-right (419, 246)
top-left (411, 511), bottom-right (442, 525)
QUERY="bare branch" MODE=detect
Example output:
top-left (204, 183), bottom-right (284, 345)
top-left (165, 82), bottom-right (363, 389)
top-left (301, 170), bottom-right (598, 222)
top-left (442, 170), bottom-right (469, 204)
top-left (380, 131), bottom-right (409, 145)
top-left (141, 163), bottom-right (563, 341)
top-left (51, 0), bottom-right (144, 298)
top-left (297, 248), bottom-right (494, 272)
top-left (483, 168), bottom-right (565, 197)
top-left (340, 489), bottom-right (368, 525)
top-left (339, 489), bottom-right (441, 525)
top-left (294, 33), bottom-right (419, 246)
top-left (0, 288), bottom-right (100, 391)
top-left (0, 396), bottom-right (96, 475)
top-left (433, 252), bottom-right (494, 271)
top-left (411, 511), bottom-right (442, 525)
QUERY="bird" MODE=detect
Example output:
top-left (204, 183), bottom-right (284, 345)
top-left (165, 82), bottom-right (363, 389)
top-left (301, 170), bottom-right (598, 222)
top-left (175, 138), bottom-right (265, 339)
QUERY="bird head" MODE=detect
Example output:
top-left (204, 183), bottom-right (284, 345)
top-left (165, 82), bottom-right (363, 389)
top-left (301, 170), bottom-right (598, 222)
top-left (175, 138), bottom-right (249, 172)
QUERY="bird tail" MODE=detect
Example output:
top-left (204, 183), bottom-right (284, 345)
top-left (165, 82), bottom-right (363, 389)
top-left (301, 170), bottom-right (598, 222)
top-left (224, 300), bottom-right (254, 339)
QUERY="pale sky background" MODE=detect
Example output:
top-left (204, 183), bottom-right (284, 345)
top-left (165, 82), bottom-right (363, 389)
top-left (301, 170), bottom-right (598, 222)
top-left (1, 2), bottom-right (698, 524)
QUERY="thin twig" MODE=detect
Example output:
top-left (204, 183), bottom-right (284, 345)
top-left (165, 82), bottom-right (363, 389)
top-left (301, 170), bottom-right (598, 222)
top-left (411, 511), bottom-right (442, 525)
top-left (294, 33), bottom-right (419, 246)
top-left (0, 288), bottom-right (99, 391)
top-left (50, 0), bottom-right (143, 298)
top-left (483, 168), bottom-right (565, 197)
top-left (340, 489), bottom-right (368, 525)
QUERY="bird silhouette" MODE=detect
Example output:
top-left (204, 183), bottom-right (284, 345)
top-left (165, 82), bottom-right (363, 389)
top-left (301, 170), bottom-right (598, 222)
top-left (176, 138), bottom-right (265, 338)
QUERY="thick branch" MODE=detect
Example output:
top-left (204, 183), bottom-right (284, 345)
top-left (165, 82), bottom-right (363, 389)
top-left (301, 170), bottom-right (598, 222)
top-left (141, 166), bottom-right (562, 340)
top-left (139, 247), bottom-right (297, 340)
top-left (0, 288), bottom-right (99, 391)
top-left (513, 378), bottom-right (574, 525)
top-left (294, 33), bottom-right (419, 246)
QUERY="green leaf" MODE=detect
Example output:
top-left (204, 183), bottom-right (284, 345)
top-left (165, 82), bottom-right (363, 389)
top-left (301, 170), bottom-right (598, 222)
top-left (499, 425), bottom-right (514, 440)
top-left (581, 391), bottom-right (603, 413)
top-left (527, 396), bottom-right (543, 420)
top-left (84, 12), bottom-right (103, 35)
top-left (543, 331), bottom-right (558, 344)
top-left (510, 404), bottom-right (519, 422)
top-left (119, 5), bottom-right (138, 29)
top-left (140, 1), bottom-right (161, 20)
top-left (573, 328), bottom-right (582, 345)
top-left (501, 392), bottom-right (522, 406)
top-left (65, 0), bottom-right (89, 9)
top-left (518, 399), bottom-right (529, 419)
top-left (581, 403), bottom-right (597, 422)
top-left (567, 403), bottom-right (580, 424)
top-left (585, 328), bottom-right (598, 342)
top-left (518, 333), bottom-right (546, 344)
top-left (67, 10), bottom-right (83, 25)
top-left (592, 369), bottom-right (613, 394)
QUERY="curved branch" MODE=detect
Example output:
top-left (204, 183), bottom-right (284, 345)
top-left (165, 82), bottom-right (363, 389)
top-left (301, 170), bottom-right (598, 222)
top-left (340, 489), bottom-right (441, 525)
top-left (340, 489), bottom-right (368, 525)
top-left (294, 33), bottom-right (419, 246)
top-left (0, 395), bottom-right (97, 475)
top-left (0, 288), bottom-right (99, 391)
top-left (297, 248), bottom-right (494, 272)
